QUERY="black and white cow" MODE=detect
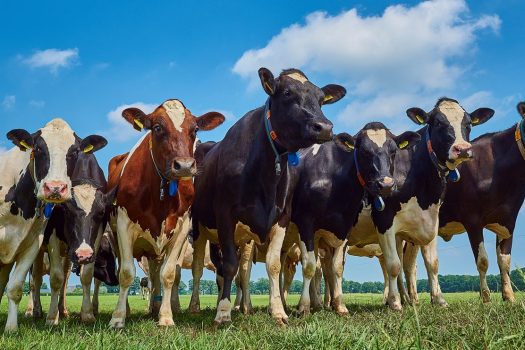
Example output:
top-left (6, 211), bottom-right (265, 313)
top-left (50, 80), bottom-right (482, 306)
top-left (190, 68), bottom-right (345, 325)
top-left (402, 101), bottom-right (525, 305)
top-left (0, 118), bottom-right (106, 332)
top-left (347, 98), bottom-right (494, 310)
top-left (287, 122), bottom-right (420, 314)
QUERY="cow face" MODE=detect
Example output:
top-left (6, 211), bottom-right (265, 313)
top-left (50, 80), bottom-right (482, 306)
top-left (122, 100), bottom-right (225, 180)
top-left (62, 185), bottom-right (116, 264)
top-left (6, 119), bottom-right (107, 203)
top-left (258, 68), bottom-right (346, 151)
top-left (407, 98), bottom-right (494, 169)
top-left (335, 123), bottom-right (420, 197)
top-left (518, 102), bottom-right (525, 118)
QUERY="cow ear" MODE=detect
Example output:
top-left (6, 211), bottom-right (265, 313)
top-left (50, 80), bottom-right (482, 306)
top-left (80, 135), bottom-right (107, 154)
top-left (258, 67), bottom-right (276, 96)
top-left (7, 129), bottom-right (34, 151)
top-left (518, 102), bottom-right (525, 119)
top-left (195, 112), bottom-right (226, 131)
top-left (470, 108), bottom-right (495, 126)
top-left (406, 108), bottom-right (429, 125)
top-left (122, 108), bottom-right (151, 131)
top-left (321, 84), bottom-right (346, 105)
top-left (104, 186), bottom-right (118, 207)
top-left (334, 133), bottom-right (355, 152)
top-left (395, 131), bottom-right (421, 150)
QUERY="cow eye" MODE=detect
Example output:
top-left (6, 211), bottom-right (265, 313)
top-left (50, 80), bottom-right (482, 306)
top-left (153, 125), bottom-right (162, 133)
top-left (283, 89), bottom-right (291, 97)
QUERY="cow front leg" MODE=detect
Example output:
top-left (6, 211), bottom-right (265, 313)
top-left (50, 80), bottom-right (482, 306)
top-left (378, 255), bottom-right (390, 305)
top-left (282, 255), bottom-right (296, 308)
top-left (80, 263), bottom-right (96, 323)
top-left (59, 256), bottom-right (71, 318)
top-left (189, 232), bottom-right (206, 313)
top-left (467, 228), bottom-right (490, 303)
top-left (93, 278), bottom-right (101, 316)
top-left (320, 247), bottom-right (334, 308)
top-left (148, 258), bottom-right (162, 317)
top-left (378, 231), bottom-right (402, 311)
top-left (497, 237), bottom-right (515, 302)
top-left (421, 237), bottom-right (447, 307)
top-left (297, 241), bottom-right (316, 315)
top-left (46, 233), bottom-right (65, 326)
top-left (29, 249), bottom-right (44, 319)
top-left (0, 263), bottom-right (14, 306)
top-left (238, 240), bottom-right (254, 314)
top-left (310, 260), bottom-right (323, 311)
top-left (214, 221), bottom-right (238, 326)
top-left (402, 243), bottom-right (420, 305)
top-left (330, 240), bottom-right (348, 315)
top-left (170, 264), bottom-right (182, 314)
top-left (266, 224), bottom-right (288, 325)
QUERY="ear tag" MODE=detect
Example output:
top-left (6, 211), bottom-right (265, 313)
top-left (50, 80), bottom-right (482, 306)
top-left (19, 140), bottom-right (31, 151)
top-left (134, 119), bottom-right (144, 130)
top-left (169, 181), bottom-right (178, 197)
top-left (344, 141), bottom-right (354, 150)
top-left (447, 168), bottom-right (460, 182)
top-left (416, 115), bottom-right (424, 124)
top-left (399, 140), bottom-right (409, 149)
top-left (288, 152), bottom-right (300, 166)
top-left (472, 117), bottom-right (479, 125)
top-left (83, 144), bottom-right (94, 153)
top-left (43, 203), bottom-right (54, 219)
top-left (323, 95), bottom-right (333, 103)
top-left (374, 196), bottom-right (385, 211)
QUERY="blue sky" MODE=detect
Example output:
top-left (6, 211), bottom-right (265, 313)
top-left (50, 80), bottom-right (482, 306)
top-left (1, 0), bottom-right (525, 286)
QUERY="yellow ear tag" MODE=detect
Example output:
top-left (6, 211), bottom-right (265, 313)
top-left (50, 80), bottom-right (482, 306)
top-left (324, 95), bottom-right (333, 103)
top-left (399, 140), bottom-right (409, 149)
top-left (83, 144), bottom-right (94, 153)
top-left (415, 115), bottom-right (424, 124)
top-left (19, 140), bottom-right (31, 151)
top-left (264, 82), bottom-right (274, 94)
top-left (134, 119), bottom-right (144, 130)
top-left (344, 141), bottom-right (354, 150)
top-left (472, 117), bottom-right (479, 125)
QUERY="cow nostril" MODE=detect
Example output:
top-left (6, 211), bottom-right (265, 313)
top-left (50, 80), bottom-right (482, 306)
top-left (174, 162), bottom-right (181, 170)
top-left (312, 123), bottom-right (323, 133)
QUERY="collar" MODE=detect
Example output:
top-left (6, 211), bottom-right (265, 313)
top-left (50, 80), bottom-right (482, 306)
top-left (263, 99), bottom-right (300, 176)
top-left (149, 138), bottom-right (178, 200)
top-left (353, 149), bottom-right (385, 211)
top-left (28, 152), bottom-right (54, 219)
top-left (425, 127), bottom-right (461, 183)
top-left (514, 120), bottom-right (525, 160)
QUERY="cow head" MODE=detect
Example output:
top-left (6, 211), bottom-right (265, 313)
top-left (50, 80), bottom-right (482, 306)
top-left (518, 102), bottom-right (525, 118)
top-left (122, 100), bottom-right (225, 180)
top-left (6, 119), bottom-right (107, 203)
top-left (258, 68), bottom-right (346, 151)
top-left (335, 122), bottom-right (420, 197)
top-left (407, 98), bottom-right (494, 169)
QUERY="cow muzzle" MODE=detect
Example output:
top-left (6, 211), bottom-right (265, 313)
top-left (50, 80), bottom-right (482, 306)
top-left (376, 176), bottom-right (396, 197)
top-left (168, 157), bottom-right (196, 179)
top-left (43, 181), bottom-right (69, 202)
top-left (449, 142), bottom-right (473, 161)
top-left (75, 242), bottom-right (94, 264)
top-left (307, 120), bottom-right (333, 143)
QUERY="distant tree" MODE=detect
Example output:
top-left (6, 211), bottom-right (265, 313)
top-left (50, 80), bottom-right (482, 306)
top-left (178, 280), bottom-right (187, 294)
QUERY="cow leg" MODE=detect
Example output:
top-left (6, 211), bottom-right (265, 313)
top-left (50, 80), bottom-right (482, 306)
top-left (189, 233), bottom-right (206, 313)
top-left (403, 243), bottom-right (420, 305)
top-left (320, 247), bottom-right (334, 308)
top-left (238, 241), bottom-right (254, 314)
top-left (59, 256), bottom-right (71, 318)
top-left (420, 237), bottom-right (447, 306)
top-left (330, 241), bottom-right (348, 315)
top-left (266, 224), bottom-right (288, 325)
top-left (233, 272), bottom-right (242, 311)
top-left (213, 221), bottom-right (238, 326)
top-left (378, 255), bottom-right (390, 305)
top-left (27, 249), bottom-right (44, 318)
top-left (310, 260), bottom-right (323, 311)
top-left (497, 237), bottom-right (515, 302)
top-left (80, 263), bottom-right (96, 323)
top-left (467, 228), bottom-right (490, 303)
top-left (0, 262), bottom-right (14, 305)
top-left (5, 238), bottom-right (42, 333)
top-left (297, 241), bottom-right (316, 315)
top-left (378, 231), bottom-right (402, 310)
top-left (93, 278), bottom-right (101, 316)
top-left (148, 258), bottom-right (162, 317)
top-left (109, 212), bottom-right (136, 329)
top-left (46, 233), bottom-right (65, 326)
top-left (170, 264), bottom-right (182, 314)
top-left (282, 256), bottom-right (296, 308)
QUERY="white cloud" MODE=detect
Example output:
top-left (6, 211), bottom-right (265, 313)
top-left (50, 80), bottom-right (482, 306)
top-left (29, 100), bottom-right (45, 108)
top-left (2, 95), bottom-right (15, 110)
top-left (104, 102), bottom-right (157, 142)
top-left (22, 48), bottom-right (79, 73)
top-left (233, 0), bottom-right (500, 131)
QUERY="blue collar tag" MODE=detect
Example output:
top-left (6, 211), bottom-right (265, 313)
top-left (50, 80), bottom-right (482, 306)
top-left (447, 168), bottom-right (460, 182)
top-left (168, 181), bottom-right (178, 197)
top-left (43, 203), bottom-right (54, 219)
top-left (373, 196), bottom-right (385, 211)
top-left (288, 152), bottom-right (300, 166)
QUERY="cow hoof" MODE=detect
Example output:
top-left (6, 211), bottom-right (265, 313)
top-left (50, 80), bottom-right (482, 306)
top-left (4, 324), bottom-right (18, 333)
top-left (296, 305), bottom-right (310, 316)
top-left (503, 293), bottom-right (516, 303)
top-left (481, 290), bottom-right (491, 304)
top-left (158, 317), bottom-right (175, 327)
top-left (60, 309), bottom-right (70, 318)
top-left (81, 313), bottom-right (96, 323)
top-left (335, 305), bottom-right (349, 316)
top-left (189, 305), bottom-right (201, 314)
top-left (273, 314), bottom-right (289, 327)
top-left (109, 318), bottom-right (125, 329)
top-left (33, 309), bottom-right (43, 319)
top-left (388, 302), bottom-right (402, 311)
top-left (432, 298), bottom-right (448, 308)
top-left (46, 318), bottom-right (59, 326)
top-left (24, 310), bottom-right (33, 318)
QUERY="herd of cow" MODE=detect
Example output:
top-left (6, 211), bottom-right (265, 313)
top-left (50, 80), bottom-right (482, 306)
top-left (1, 67), bottom-right (525, 333)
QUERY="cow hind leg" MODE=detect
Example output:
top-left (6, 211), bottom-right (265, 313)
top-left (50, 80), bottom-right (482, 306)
top-left (378, 255), bottom-right (390, 305)
top-left (402, 243), bottom-right (419, 305)
top-left (497, 237), bottom-right (515, 302)
top-left (59, 256), bottom-right (71, 318)
top-left (378, 231), bottom-right (402, 311)
top-left (0, 263), bottom-right (14, 306)
top-left (266, 224), bottom-right (288, 325)
top-left (46, 233), bottom-right (65, 326)
top-left (320, 247), bottom-right (334, 308)
top-left (330, 241), bottom-right (349, 315)
top-left (170, 265), bottom-right (182, 314)
top-left (93, 279), bottom-right (101, 316)
top-left (148, 258), bottom-right (162, 317)
top-left (467, 229), bottom-right (490, 303)
top-left (421, 237), bottom-right (447, 307)
top-left (189, 232), bottom-right (207, 313)
top-left (238, 241), bottom-right (254, 314)
top-left (297, 241), bottom-right (316, 315)
top-left (80, 263), bottom-right (96, 323)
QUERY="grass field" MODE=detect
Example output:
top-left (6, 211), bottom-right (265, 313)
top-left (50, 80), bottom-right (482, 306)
top-left (1, 292), bottom-right (525, 349)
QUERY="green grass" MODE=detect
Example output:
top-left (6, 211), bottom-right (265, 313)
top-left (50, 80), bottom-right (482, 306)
top-left (1, 292), bottom-right (525, 349)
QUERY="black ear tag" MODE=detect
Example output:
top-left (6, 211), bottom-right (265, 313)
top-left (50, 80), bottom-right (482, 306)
top-left (447, 169), bottom-right (460, 182)
top-left (374, 196), bottom-right (385, 211)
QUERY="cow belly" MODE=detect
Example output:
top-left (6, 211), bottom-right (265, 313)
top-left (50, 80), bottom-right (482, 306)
top-left (393, 197), bottom-right (439, 245)
top-left (202, 222), bottom-right (262, 246)
top-left (348, 207), bottom-right (378, 247)
top-left (486, 223), bottom-right (511, 240)
top-left (315, 229), bottom-right (345, 248)
top-left (438, 221), bottom-right (465, 240)
top-left (347, 244), bottom-right (382, 258)
top-left (0, 215), bottom-right (43, 264)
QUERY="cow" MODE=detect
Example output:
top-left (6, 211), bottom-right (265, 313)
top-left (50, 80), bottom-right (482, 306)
top-left (402, 101), bottom-right (525, 305)
top-left (140, 277), bottom-right (150, 300)
top-left (92, 231), bottom-right (119, 316)
top-left (346, 98), bottom-right (494, 310)
top-left (0, 118), bottom-right (107, 332)
top-left (287, 122), bottom-right (420, 314)
top-left (107, 99), bottom-right (225, 328)
top-left (190, 67), bottom-right (346, 326)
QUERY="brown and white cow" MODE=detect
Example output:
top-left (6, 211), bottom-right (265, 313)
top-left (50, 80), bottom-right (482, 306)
top-left (107, 99), bottom-right (224, 328)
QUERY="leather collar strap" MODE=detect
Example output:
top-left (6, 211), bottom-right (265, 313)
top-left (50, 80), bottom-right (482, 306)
top-left (353, 150), bottom-right (366, 187)
top-left (263, 98), bottom-right (288, 176)
top-left (353, 149), bottom-right (385, 211)
top-left (514, 120), bottom-right (525, 160)
top-left (425, 127), bottom-right (449, 179)
top-left (149, 138), bottom-right (177, 201)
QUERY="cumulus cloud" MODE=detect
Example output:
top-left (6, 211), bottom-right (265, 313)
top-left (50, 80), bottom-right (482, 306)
top-left (22, 48), bottom-right (79, 73)
top-left (233, 0), bottom-right (500, 130)
top-left (104, 102), bottom-right (157, 142)
top-left (2, 95), bottom-right (15, 110)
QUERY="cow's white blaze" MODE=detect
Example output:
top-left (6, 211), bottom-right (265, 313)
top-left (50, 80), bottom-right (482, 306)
top-left (73, 184), bottom-right (97, 216)
top-left (162, 100), bottom-right (186, 132)
top-left (365, 129), bottom-right (387, 147)
top-left (286, 72), bottom-right (308, 83)
top-left (437, 100), bottom-right (469, 161)
top-left (37, 119), bottom-right (76, 200)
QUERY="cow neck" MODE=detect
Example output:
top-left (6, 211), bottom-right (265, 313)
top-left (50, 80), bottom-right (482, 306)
top-left (352, 149), bottom-right (385, 211)
top-left (148, 137), bottom-right (178, 201)
top-left (27, 152), bottom-right (54, 219)
top-left (425, 127), bottom-right (451, 179)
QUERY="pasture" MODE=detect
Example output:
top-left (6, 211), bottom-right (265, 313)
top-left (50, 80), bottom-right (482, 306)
top-left (1, 293), bottom-right (525, 349)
